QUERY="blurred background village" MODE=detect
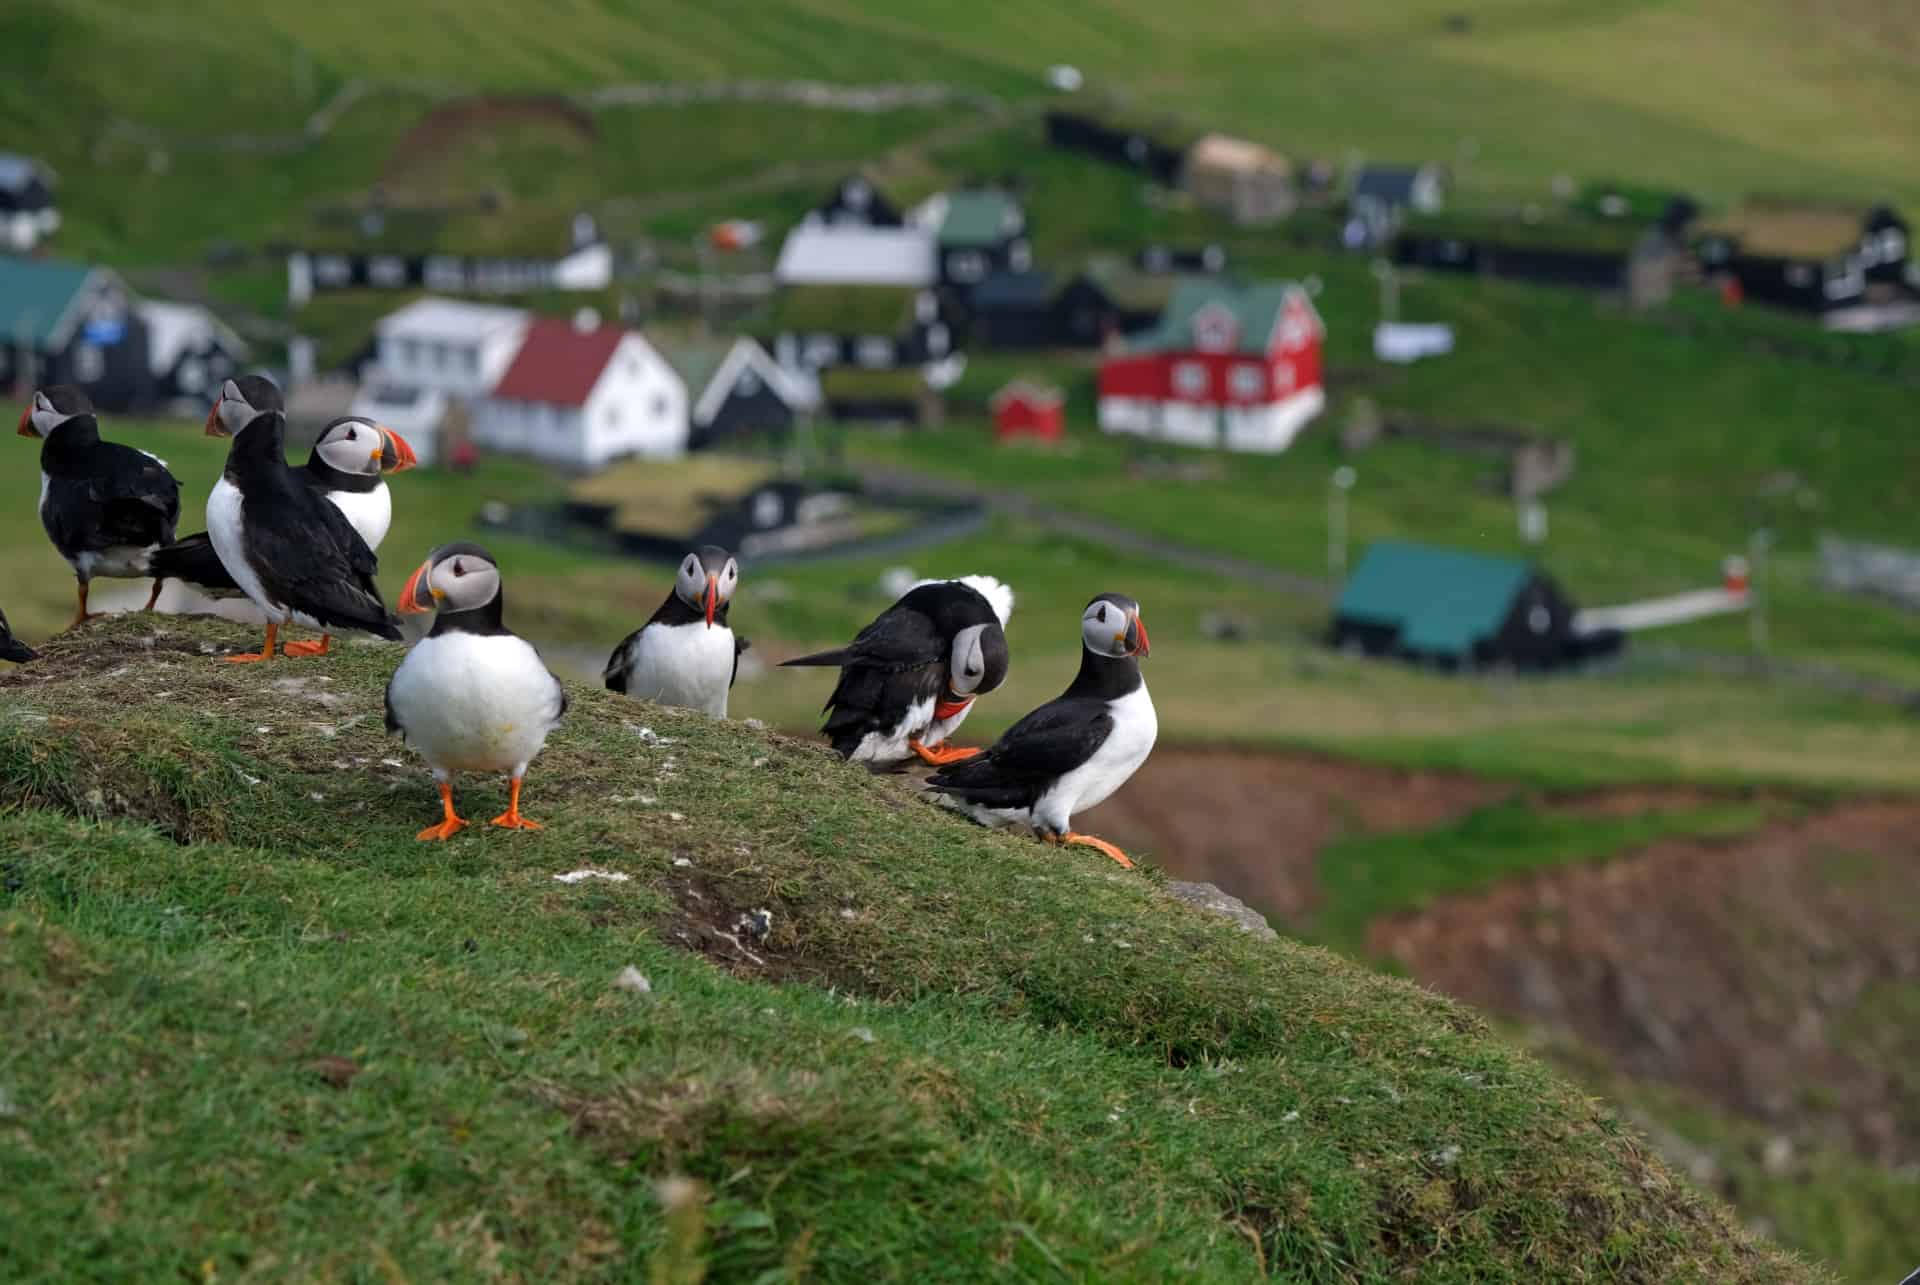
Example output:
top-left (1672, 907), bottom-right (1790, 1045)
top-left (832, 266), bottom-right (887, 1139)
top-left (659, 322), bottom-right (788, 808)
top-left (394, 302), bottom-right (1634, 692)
top-left (3, 2), bottom-right (1919, 1276)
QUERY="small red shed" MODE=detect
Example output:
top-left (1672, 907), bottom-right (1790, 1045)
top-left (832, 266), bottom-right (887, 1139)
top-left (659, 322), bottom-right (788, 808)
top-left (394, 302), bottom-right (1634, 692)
top-left (991, 379), bottom-right (1066, 443)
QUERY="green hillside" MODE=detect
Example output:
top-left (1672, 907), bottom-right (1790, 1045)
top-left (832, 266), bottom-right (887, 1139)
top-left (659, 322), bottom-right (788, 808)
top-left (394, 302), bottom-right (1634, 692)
top-left (0, 615), bottom-right (1814, 1281)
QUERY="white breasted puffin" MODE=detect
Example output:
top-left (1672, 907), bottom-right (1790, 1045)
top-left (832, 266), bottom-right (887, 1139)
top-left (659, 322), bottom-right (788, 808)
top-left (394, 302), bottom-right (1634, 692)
top-left (0, 607), bottom-right (35, 664)
top-left (202, 380), bottom-right (401, 662)
top-left (603, 545), bottom-right (748, 717)
top-left (19, 385), bottom-right (181, 627)
top-left (152, 389), bottom-right (416, 654)
top-left (385, 543), bottom-right (567, 840)
top-left (781, 575), bottom-right (1013, 767)
top-left (926, 593), bottom-right (1154, 869)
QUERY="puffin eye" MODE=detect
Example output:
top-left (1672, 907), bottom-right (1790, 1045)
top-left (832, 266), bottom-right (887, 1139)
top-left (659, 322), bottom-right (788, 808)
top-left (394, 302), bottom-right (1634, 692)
top-left (1096, 605), bottom-right (1108, 623)
top-left (345, 427), bottom-right (357, 441)
top-left (451, 561), bottom-right (467, 578)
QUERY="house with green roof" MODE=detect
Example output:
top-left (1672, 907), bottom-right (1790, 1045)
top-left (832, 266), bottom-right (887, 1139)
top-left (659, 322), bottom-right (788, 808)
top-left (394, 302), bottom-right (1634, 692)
top-left (1096, 276), bottom-right (1325, 453)
top-left (657, 335), bottom-right (815, 450)
top-left (933, 189), bottom-right (1030, 288)
top-left (0, 256), bottom-right (152, 412)
top-left (1331, 540), bottom-right (1620, 670)
top-left (762, 283), bottom-right (950, 372)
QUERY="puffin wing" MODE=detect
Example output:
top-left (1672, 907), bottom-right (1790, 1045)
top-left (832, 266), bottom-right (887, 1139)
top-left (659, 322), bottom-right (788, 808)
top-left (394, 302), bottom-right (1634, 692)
top-left (603, 626), bottom-right (646, 692)
top-left (89, 442), bottom-right (182, 546)
top-left (925, 697), bottom-right (1115, 810)
top-left (249, 489), bottom-right (399, 639)
top-left (731, 635), bottom-right (749, 689)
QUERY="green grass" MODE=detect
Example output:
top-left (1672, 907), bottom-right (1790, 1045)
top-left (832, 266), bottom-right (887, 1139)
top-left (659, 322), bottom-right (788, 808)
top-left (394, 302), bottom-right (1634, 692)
top-left (1309, 799), bottom-right (1781, 955)
top-left (0, 614), bottom-right (1816, 1281)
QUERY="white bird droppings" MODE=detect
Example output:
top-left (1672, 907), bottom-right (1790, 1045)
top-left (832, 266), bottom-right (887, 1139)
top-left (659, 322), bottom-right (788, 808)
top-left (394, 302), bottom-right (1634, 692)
top-left (614, 966), bottom-right (652, 995)
top-left (553, 868), bottom-right (631, 885)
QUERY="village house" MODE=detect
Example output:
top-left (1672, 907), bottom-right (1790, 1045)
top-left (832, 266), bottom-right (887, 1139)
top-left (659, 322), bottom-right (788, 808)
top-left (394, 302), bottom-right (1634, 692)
top-left (661, 335), bottom-right (816, 450)
top-left (806, 174), bottom-right (904, 228)
top-left (1043, 105), bottom-right (1193, 185)
top-left (137, 300), bottom-right (248, 411)
top-left (351, 297), bottom-right (529, 463)
top-left (764, 284), bottom-right (950, 371)
top-left (0, 256), bottom-right (150, 412)
top-left (773, 221), bottom-right (937, 289)
top-left (1696, 202), bottom-right (1911, 314)
top-left (0, 154), bottom-right (59, 252)
top-left (1181, 134), bottom-right (1296, 226)
top-left (474, 317), bottom-right (688, 470)
top-left (1348, 163), bottom-right (1448, 245)
top-left (1097, 278), bottom-right (1325, 453)
top-left (930, 189), bottom-right (1032, 289)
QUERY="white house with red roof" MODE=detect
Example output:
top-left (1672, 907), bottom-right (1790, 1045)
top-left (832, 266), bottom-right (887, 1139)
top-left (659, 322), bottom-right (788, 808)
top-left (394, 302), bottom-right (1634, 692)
top-left (473, 315), bottom-right (688, 470)
top-left (1097, 278), bottom-right (1324, 453)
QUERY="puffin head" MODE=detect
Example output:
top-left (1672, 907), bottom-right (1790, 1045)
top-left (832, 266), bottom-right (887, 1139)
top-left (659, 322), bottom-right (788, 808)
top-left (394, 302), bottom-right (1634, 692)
top-left (313, 415), bottom-right (417, 476)
top-left (205, 375), bottom-right (285, 438)
top-left (947, 621), bottom-right (1010, 698)
top-left (1080, 593), bottom-right (1149, 660)
top-left (17, 385), bottom-right (93, 439)
top-left (675, 545), bottom-right (738, 628)
top-left (399, 542), bottom-right (501, 616)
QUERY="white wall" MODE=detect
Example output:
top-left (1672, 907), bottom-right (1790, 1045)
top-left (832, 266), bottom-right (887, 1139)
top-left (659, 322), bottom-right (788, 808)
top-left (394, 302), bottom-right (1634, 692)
top-left (581, 334), bottom-right (688, 466)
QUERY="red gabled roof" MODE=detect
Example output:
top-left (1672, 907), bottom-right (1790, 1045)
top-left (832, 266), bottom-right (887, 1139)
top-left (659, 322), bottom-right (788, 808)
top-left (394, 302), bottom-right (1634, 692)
top-left (491, 318), bottom-right (630, 407)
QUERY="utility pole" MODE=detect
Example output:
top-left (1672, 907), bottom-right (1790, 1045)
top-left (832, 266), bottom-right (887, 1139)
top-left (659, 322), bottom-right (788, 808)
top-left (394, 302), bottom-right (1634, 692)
top-left (1329, 466), bottom-right (1357, 580)
top-left (1371, 258), bottom-right (1399, 325)
top-left (1748, 525), bottom-right (1772, 668)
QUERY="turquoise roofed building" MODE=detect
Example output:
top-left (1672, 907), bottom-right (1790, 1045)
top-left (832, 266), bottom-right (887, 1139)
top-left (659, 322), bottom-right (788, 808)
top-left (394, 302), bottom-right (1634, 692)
top-left (0, 256), bottom-right (153, 412)
top-left (1332, 541), bottom-right (1621, 670)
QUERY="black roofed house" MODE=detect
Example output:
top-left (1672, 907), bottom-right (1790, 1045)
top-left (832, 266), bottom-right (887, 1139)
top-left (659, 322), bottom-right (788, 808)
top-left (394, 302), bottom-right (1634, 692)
top-left (934, 189), bottom-right (1032, 290)
top-left (1331, 540), bottom-right (1621, 671)
top-left (1053, 261), bottom-right (1181, 347)
top-left (1696, 202), bottom-right (1911, 314)
top-left (1349, 164), bottom-right (1448, 246)
top-left (0, 256), bottom-right (151, 413)
top-left (660, 335), bottom-right (817, 450)
top-left (1043, 104), bottom-right (1194, 185)
top-left (1181, 134), bottom-right (1296, 226)
top-left (0, 153), bottom-right (59, 252)
top-left (138, 299), bottom-right (248, 411)
top-left (969, 271), bottom-right (1058, 349)
top-left (820, 365), bottom-right (941, 427)
top-left (807, 174), bottom-right (903, 229)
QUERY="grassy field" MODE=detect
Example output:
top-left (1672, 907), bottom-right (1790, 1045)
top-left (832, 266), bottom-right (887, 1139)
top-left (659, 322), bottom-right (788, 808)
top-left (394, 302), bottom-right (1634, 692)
top-left (0, 614), bottom-right (1816, 1281)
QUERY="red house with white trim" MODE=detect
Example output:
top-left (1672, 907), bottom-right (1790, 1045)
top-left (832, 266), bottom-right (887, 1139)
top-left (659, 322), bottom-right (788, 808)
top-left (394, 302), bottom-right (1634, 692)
top-left (991, 379), bottom-right (1065, 443)
top-left (1097, 278), bottom-right (1324, 453)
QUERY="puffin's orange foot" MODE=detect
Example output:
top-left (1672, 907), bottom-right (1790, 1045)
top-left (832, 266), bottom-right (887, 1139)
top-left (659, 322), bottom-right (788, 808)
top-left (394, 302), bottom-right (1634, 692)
top-left (489, 777), bottom-right (541, 831)
top-left (1045, 830), bottom-right (1136, 870)
top-left (282, 635), bottom-right (332, 657)
top-left (416, 781), bottom-right (467, 841)
top-left (909, 739), bottom-right (983, 766)
top-left (490, 811), bottom-right (543, 832)
top-left (142, 580), bottom-right (164, 611)
top-left (416, 816), bottom-right (469, 842)
top-left (222, 623), bottom-right (279, 663)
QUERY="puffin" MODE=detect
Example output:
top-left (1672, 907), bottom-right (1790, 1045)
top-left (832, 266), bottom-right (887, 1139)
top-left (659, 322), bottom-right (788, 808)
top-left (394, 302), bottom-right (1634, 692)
top-left (385, 543), bottom-right (567, 840)
top-left (151, 388), bottom-right (416, 655)
top-left (925, 593), bottom-right (1155, 869)
top-left (202, 379), bottom-right (401, 661)
top-left (603, 545), bottom-right (748, 717)
top-left (19, 385), bottom-right (180, 627)
top-left (0, 607), bottom-right (35, 664)
top-left (781, 575), bottom-right (1012, 767)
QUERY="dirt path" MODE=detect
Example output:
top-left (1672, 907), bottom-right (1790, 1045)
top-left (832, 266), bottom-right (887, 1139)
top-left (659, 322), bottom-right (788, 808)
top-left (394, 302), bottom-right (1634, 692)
top-left (1370, 802), bottom-right (1920, 1165)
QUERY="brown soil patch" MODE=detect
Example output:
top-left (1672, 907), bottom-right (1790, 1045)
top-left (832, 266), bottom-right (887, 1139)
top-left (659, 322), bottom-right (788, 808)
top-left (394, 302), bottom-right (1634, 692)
top-left (1076, 748), bottom-right (1509, 921)
top-left (383, 94), bottom-right (595, 185)
top-left (1369, 802), bottom-right (1920, 1164)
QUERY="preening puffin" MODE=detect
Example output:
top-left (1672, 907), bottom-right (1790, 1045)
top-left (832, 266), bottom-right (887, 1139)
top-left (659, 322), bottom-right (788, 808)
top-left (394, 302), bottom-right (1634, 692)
top-left (0, 607), bottom-right (36, 664)
top-left (926, 593), bottom-right (1154, 869)
top-left (603, 545), bottom-right (748, 716)
top-left (781, 575), bottom-right (1013, 767)
top-left (20, 385), bottom-right (180, 627)
top-left (202, 381), bottom-right (401, 662)
top-left (385, 543), bottom-right (567, 840)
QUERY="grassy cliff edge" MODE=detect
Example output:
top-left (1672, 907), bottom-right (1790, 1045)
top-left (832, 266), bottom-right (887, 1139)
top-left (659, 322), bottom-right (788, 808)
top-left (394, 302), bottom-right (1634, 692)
top-left (0, 616), bottom-right (1814, 1281)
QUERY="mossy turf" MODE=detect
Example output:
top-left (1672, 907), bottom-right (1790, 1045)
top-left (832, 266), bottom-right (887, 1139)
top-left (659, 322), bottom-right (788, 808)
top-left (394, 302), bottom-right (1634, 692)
top-left (0, 616), bottom-right (1812, 1281)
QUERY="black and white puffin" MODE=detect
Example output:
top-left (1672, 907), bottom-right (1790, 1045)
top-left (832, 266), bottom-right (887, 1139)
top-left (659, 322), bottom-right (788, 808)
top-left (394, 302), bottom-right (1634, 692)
top-left (781, 575), bottom-right (1012, 767)
top-left (385, 543), bottom-right (567, 840)
top-left (19, 385), bottom-right (180, 627)
top-left (926, 593), bottom-right (1154, 869)
top-left (202, 381), bottom-right (401, 662)
top-left (603, 545), bottom-right (748, 716)
top-left (0, 607), bottom-right (36, 664)
top-left (152, 388), bottom-right (416, 654)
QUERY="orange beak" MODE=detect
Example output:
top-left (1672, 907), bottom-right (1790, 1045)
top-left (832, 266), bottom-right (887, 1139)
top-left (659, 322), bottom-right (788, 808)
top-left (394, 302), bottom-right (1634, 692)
top-left (16, 405), bottom-right (36, 438)
top-left (397, 559), bottom-right (437, 614)
top-left (204, 396), bottom-right (226, 437)
top-left (379, 426), bottom-right (418, 473)
top-left (1127, 612), bottom-right (1150, 659)
top-left (704, 575), bottom-right (718, 628)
